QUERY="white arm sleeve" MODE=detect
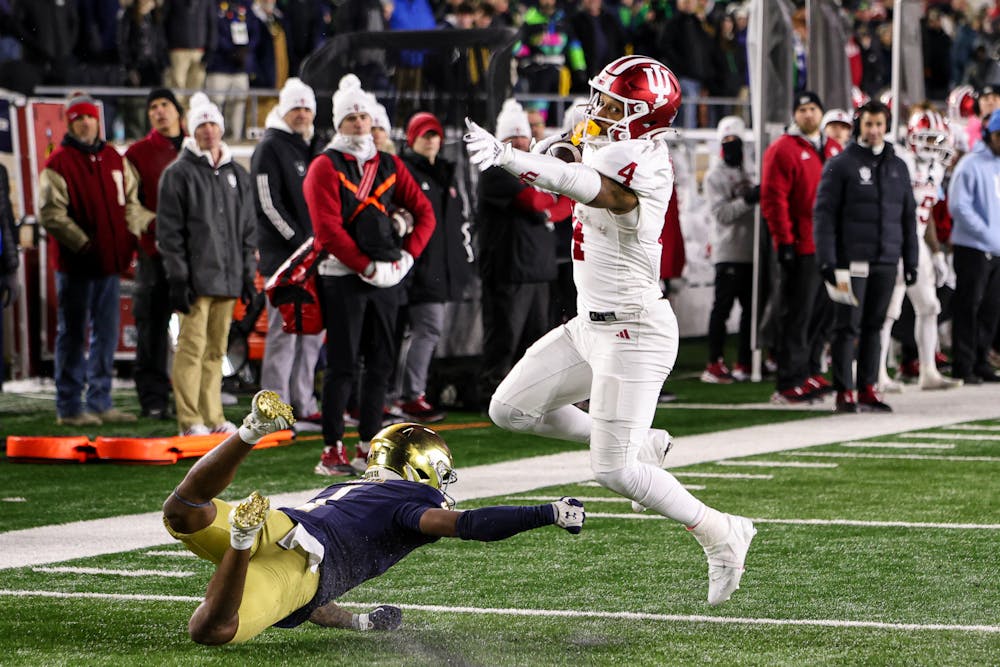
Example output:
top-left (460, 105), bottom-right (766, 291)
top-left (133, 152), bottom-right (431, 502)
top-left (501, 149), bottom-right (603, 204)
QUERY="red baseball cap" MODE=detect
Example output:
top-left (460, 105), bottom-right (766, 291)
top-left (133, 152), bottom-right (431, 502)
top-left (406, 112), bottom-right (444, 147)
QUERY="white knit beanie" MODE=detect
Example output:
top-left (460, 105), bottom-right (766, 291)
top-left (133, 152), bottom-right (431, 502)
top-left (277, 77), bottom-right (317, 118)
top-left (186, 92), bottom-right (225, 134)
top-left (716, 115), bottom-right (746, 142)
top-left (370, 98), bottom-right (391, 131)
top-left (495, 98), bottom-right (530, 140)
top-left (333, 74), bottom-right (374, 130)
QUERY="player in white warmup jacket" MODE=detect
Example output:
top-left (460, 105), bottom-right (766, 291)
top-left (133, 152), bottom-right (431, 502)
top-left (464, 55), bottom-right (756, 606)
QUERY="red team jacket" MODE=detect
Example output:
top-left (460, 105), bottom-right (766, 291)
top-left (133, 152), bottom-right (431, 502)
top-left (125, 129), bottom-right (182, 258)
top-left (304, 151), bottom-right (435, 271)
top-left (761, 132), bottom-right (841, 255)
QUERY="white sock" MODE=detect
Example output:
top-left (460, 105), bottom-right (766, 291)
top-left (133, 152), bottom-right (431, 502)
top-left (916, 313), bottom-right (939, 379)
top-left (878, 318), bottom-right (895, 384)
top-left (689, 506), bottom-right (729, 545)
top-left (632, 465), bottom-right (706, 526)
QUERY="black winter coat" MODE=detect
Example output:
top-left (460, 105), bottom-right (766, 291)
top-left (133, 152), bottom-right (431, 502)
top-left (251, 124), bottom-right (315, 275)
top-left (813, 141), bottom-right (918, 273)
top-left (0, 165), bottom-right (17, 276)
top-left (400, 149), bottom-right (474, 304)
top-left (476, 166), bottom-right (557, 285)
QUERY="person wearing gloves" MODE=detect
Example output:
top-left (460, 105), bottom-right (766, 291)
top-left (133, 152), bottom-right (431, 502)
top-left (701, 116), bottom-right (758, 384)
top-left (947, 108), bottom-right (1000, 384)
top-left (157, 92), bottom-right (257, 436)
top-left (813, 100), bottom-right (918, 413)
top-left (253, 78), bottom-right (325, 433)
top-left (304, 74), bottom-right (435, 476)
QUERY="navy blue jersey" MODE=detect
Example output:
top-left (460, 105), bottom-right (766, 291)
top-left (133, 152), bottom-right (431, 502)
top-left (275, 479), bottom-right (447, 627)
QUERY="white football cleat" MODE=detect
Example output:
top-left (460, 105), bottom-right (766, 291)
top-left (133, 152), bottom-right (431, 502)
top-left (632, 430), bottom-right (673, 512)
top-left (238, 390), bottom-right (295, 445)
top-left (693, 510), bottom-right (757, 605)
top-left (228, 490), bottom-right (270, 551)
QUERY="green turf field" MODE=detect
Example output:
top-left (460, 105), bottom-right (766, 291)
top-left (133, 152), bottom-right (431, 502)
top-left (3, 339), bottom-right (998, 665)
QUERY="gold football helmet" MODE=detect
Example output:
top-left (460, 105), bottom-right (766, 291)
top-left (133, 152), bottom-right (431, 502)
top-left (362, 423), bottom-right (457, 498)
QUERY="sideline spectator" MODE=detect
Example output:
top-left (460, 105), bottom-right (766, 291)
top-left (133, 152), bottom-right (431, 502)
top-left (205, 0), bottom-right (259, 142)
top-left (12, 0), bottom-right (78, 84)
top-left (657, 0), bottom-right (713, 128)
top-left (394, 111), bottom-right (475, 425)
top-left (124, 88), bottom-right (186, 420)
top-left (814, 100), bottom-right (917, 413)
top-left (946, 108), bottom-right (1000, 383)
top-left (163, 0), bottom-right (216, 101)
top-left (118, 0), bottom-right (169, 139)
top-left (157, 93), bottom-right (257, 435)
top-left (701, 116), bottom-right (758, 384)
top-left (0, 163), bottom-right (17, 390)
top-left (570, 0), bottom-right (627, 83)
top-left (476, 99), bottom-right (573, 407)
top-left (761, 91), bottom-right (841, 404)
top-left (38, 92), bottom-right (153, 425)
top-left (253, 78), bottom-right (324, 431)
top-left (515, 0), bottom-right (586, 119)
top-left (304, 74), bottom-right (435, 475)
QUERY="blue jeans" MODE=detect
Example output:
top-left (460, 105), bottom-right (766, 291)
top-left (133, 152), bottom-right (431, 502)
top-left (54, 272), bottom-right (120, 417)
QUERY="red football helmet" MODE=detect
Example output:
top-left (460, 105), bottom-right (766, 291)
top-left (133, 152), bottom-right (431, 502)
top-left (584, 55), bottom-right (681, 142)
top-left (906, 109), bottom-right (955, 163)
top-left (947, 84), bottom-right (978, 122)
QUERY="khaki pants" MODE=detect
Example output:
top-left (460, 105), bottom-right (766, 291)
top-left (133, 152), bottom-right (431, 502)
top-left (173, 296), bottom-right (235, 431)
top-left (166, 49), bottom-right (206, 100)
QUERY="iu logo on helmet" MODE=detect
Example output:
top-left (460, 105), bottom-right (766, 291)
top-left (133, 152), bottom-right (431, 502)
top-left (645, 66), bottom-right (673, 105)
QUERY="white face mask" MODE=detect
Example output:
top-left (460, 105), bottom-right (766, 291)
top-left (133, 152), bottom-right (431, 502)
top-left (330, 132), bottom-right (377, 162)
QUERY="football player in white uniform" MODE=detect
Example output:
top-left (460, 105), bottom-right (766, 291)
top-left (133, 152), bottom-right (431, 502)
top-left (877, 107), bottom-right (962, 391)
top-left (464, 55), bottom-right (756, 606)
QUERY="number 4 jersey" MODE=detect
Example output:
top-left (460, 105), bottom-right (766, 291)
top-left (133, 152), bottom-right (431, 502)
top-left (572, 139), bottom-right (675, 313)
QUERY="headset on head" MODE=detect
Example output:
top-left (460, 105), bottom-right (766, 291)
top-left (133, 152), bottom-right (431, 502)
top-left (852, 100), bottom-right (892, 140)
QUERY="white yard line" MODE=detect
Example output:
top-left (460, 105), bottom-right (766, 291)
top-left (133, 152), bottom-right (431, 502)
top-left (674, 472), bottom-right (773, 479)
top-left (0, 590), bottom-right (996, 634)
top-left (142, 550), bottom-right (198, 558)
top-left (32, 566), bottom-right (195, 578)
top-left (4, 383), bottom-right (1000, 570)
top-left (947, 424), bottom-right (1000, 432)
top-left (586, 513), bottom-right (1000, 530)
top-left (899, 432), bottom-right (1000, 441)
top-left (716, 461), bottom-right (839, 468)
top-left (783, 452), bottom-right (1000, 462)
top-left (841, 442), bottom-right (956, 450)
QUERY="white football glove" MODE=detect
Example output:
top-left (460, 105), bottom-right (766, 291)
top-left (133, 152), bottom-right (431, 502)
top-left (360, 250), bottom-right (414, 288)
top-left (932, 251), bottom-right (949, 288)
top-left (464, 117), bottom-right (513, 171)
top-left (552, 497), bottom-right (585, 535)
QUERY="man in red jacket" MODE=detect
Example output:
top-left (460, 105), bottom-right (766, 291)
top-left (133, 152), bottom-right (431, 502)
top-left (124, 88), bottom-right (185, 420)
top-left (760, 91), bottom-right (841, 403)
top-left (304, 74), bottom-right (436, 475)
top-left (38, 92), bottom-right (155, 425)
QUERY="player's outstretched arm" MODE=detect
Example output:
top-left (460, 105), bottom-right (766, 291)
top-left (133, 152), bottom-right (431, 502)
top-left (309, 601), bottom-right (403, 632)
top-left (464, 118), bottom-right (637, 214)
top-left (419, 497), bottom-right (586, 540)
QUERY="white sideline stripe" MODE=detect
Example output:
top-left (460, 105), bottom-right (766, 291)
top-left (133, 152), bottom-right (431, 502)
top-left (841, 442), bottom-right (956, 450)
top-left (900, 432), bottom-right (1000, 441)
top-left (32, 566), bottom-right (195, 578)
top-left (508, 493), bottom-right (706, 503)
top-left (947, 424), bottom-right (1000, 432)
top-left (142, 550), bottom-right (198, 558)
top-left (586, 513), bottom-right (1000, 530)
top-left (578, 481), bottom-right (707, 489)
top-left (717, 460), bottom-right (838, 468)
top-left (675, 472), bottom-right (773, 479)
top-left (1, 590), bottom-right (997, 634)
top-left (782, 452), bottom-right (1000, 462)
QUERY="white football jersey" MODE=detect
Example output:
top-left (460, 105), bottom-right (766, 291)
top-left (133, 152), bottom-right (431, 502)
top-left (572, 139), bottom-right (674, 313)
top-left (899, 150), bottom-right (945, 237)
